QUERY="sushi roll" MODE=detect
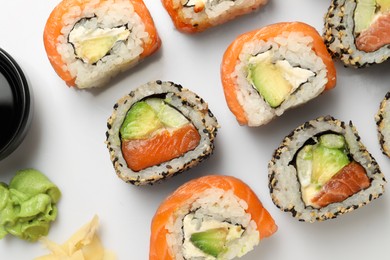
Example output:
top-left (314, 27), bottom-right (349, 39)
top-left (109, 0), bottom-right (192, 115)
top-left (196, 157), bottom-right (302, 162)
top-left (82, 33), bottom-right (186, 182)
top-left (149, 175), bottom-right (277, 259)
top-left (43, 0), bottom-right (161, 89)
top-left (324, 0), bottom-right (390, 67)
top-left (375, 92), bottom-right (390, 158)
top-left (161, 0), bottom-right (268, 33)
top-left (106, 80), bottom-right (218, 185)
top-left (269, 116), bottom-right (386, 222)
top-left (221, 22), bottom-right (336, 126)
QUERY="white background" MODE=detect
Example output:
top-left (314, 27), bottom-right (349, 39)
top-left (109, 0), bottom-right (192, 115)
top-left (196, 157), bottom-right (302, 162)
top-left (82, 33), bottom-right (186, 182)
top-left (1, 0), bottom-right (389, 259)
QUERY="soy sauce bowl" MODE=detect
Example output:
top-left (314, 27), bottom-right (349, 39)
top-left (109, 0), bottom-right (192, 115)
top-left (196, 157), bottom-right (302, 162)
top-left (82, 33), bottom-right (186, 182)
top-left (0, 48), bottom-right (33, 161)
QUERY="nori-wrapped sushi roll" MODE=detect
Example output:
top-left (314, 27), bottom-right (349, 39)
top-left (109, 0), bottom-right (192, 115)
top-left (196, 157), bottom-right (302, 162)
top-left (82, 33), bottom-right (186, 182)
top-left (106, 81), bottom-right (218, 185)
top-left (269, 116), bottom-right (386, 222)
top-left (324, 0), bottom-right (390, 67)
top-left (375, 92), bottom-right (390, 158)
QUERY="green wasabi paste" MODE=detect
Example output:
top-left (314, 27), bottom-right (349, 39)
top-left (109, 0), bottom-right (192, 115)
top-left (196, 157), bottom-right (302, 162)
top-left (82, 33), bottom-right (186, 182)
top-left (0, 169), bottom-right (61, 242)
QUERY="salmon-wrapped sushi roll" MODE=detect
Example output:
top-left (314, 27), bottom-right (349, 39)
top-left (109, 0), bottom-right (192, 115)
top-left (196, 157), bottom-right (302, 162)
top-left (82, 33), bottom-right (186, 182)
top-left (221, 22), bottom-right (336, 126)
top-left (324, 0), bottom-right (390, 67)
top-left (150, 175), bottom-right (277, 259)
top-left (161, 0), bottom-right (268, 33)
top-left (269, 116), bottom-right (386, 222)
top-left (43, 0), bottom-right (161, 89)
top-left (106, 81), bottom-right (218, 185)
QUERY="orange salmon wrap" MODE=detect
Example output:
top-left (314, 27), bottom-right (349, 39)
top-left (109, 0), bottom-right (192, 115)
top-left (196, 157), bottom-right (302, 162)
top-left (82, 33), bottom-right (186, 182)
top-left (221, 22), bottom-right (337, 126)
top-left (43, 0), bottom-right (161, 89)
top-left (149, 175), bottom-right (277, 259)
top-left (161, 0), bottom-right (268, 33)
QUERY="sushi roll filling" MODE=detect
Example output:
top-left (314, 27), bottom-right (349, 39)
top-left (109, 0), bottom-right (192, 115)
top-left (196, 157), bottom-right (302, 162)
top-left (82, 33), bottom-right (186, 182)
top-left (293, 132), bottom-right (370, 208)
top-left (68, 17), bottom-right (130, 64)
top-left (354, 0), bottom-right (390, 52)
top-left (119, 95), bottom-right (201, 171)
top-left (182, 213), bottom-right (245, 259)
top-left (166, 188), bottom-right (259, 260)
top-left (247, 51), bottom-right (315, 108)
top-left (182, 0), bottom-right (240, 16)
top-left (233, 31), bottom-right (327, 126)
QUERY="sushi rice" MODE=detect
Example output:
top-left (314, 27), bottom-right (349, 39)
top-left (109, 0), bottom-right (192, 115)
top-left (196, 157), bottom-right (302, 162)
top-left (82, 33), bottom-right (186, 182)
top-left (180, 0), bottom-right (267, 25)
top-left (163, 0), bottom-right (268, 33)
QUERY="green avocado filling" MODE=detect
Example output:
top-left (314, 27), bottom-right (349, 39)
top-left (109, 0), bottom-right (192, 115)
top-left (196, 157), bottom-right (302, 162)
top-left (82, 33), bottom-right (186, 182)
top-left (354, 0), bottom-right (390, 34)
top-left (68, 18), bottom-right (130, 64)
top-left (182, 213), bottom-right (246, 259)
top-left (119, 98), bottom-right (189, 140)
top-left (296, 133), bottom-right (351, 207)
top-left (190, 228), bottom-right (228, 258)
top-left (0, 169), bottom-right (61, 242)
top-left (247, 51), bottom-right (314, 108)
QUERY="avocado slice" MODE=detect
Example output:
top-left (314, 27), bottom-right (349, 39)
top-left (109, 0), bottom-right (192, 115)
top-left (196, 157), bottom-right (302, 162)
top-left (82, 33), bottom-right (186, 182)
top-left (69, 26), bottom-right (130, 64)
top-left (190, 228), bottom-right (228, 258)
top-left (248, 59), bottom-right (292, 108)
top-left (248, 52), bottom-right (314, 108)
top-left (311, 145), bottom-right (350, 186)
top-left (377, 0), bottom-right (390, 12)
top-left (145, 98), bottom-right (189, 128)
top-left (354, 0), bottom-right (376, 33)
top-left (120, 101), bottom-right (162, 140)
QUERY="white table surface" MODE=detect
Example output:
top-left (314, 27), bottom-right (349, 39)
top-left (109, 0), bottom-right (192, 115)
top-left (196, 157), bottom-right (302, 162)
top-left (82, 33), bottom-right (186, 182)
top-left (1, 0), bottom-right (389, 259)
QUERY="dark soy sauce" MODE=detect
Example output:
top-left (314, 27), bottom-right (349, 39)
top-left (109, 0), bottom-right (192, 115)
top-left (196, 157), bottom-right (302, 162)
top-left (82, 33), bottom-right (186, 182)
top-left (0, 71), bottom-right (18, 149)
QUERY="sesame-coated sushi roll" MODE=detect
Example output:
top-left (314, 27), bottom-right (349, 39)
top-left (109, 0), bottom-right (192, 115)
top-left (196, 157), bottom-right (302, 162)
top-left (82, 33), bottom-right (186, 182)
top-left (221, 22), bottom-right (336, 126)
top-left (324, 0), bottom-right (390, 67)
top-left (43, 0), bottom-right (161, 89)
top-left (161, 0), bottom-right (268, 33)
top-left (375, 92), bottom-right (390, 158)
top-left (269, 116), bottom-right (386, 222)
top-left (106, 81), bottom-right (218, 185)
top-left (150, 175), bottom-right (277, 260)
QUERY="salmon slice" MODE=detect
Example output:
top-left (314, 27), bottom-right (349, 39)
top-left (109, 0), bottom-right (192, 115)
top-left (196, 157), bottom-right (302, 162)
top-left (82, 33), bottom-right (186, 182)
top-left (311, 161), bottom-right (370, 208)
top-left (121, 124), bottom-right (200, 171)
top-left (221, 22), bottom-right (337, 125)
top-left (43, 0), bottom-right (161, 87)
top-left (149, 175), bottom-right (277, 260)
top-left (355, 12), bottom-right (390, 52)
